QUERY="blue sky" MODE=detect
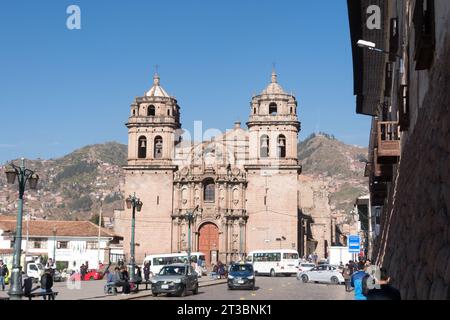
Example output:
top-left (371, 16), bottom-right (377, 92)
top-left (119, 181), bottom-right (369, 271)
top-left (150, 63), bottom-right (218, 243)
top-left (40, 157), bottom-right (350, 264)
top-left (0, 0), bottom-right (370, 163)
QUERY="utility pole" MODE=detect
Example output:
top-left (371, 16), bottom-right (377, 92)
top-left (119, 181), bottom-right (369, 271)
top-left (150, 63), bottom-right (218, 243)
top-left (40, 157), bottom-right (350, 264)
top-left (97, 199), bottom-right (103, 266)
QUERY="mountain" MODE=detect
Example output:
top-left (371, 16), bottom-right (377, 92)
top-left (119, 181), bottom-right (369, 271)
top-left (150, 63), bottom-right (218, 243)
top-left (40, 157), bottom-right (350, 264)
top-left (0, 135), bottom-right (368, 222)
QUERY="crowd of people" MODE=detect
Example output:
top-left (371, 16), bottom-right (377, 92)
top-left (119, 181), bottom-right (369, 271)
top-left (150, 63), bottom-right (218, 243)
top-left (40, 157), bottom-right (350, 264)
top-left (342, 259), bottom-right (401, 300)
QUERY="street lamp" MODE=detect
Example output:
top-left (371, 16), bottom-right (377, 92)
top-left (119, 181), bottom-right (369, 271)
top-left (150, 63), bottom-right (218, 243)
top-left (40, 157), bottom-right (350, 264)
top-left (125, 193), bottom-right (142, 283)
top-left (357, 39), bottom-right (402, 59)
top-left (185, 205), bottom-right (199, 266)
top-left (4, 158), bottom-right (39, 300)
top-left (275, 236), bottom-right (286, 249)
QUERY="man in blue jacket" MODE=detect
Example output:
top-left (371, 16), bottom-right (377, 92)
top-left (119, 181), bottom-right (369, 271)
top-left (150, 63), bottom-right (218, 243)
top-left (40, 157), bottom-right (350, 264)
top-left (351, 261), bottom-right (368, 300)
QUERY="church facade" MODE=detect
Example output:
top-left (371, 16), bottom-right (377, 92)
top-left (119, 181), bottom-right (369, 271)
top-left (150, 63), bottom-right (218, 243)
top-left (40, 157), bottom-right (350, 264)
top-left (121, 71), bottom-right (303, 265)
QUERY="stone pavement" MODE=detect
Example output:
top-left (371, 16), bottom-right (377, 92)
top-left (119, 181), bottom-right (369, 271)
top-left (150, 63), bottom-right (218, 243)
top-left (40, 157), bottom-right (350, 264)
top-left (0, 276), bottom-right (227, 300)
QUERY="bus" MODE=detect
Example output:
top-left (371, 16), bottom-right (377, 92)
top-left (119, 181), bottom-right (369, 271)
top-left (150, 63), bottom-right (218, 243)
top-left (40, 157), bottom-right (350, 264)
top-left (246, 249), bottom-right (299, 277)
top-left (141, 252), bottom-right (206, 277)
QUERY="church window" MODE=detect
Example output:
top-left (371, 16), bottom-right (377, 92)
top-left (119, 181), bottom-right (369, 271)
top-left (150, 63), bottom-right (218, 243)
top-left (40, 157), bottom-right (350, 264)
top-left (253, 107), bottom-right (256, 114)
top-left (132, 109), bottom-right (136, 116)
top-left (269, 103), bottom-right (278, 115)
top-left (154, 136), bottom-right (163, 159)
top-left (278, 135), bottom-right (286, 158)
top-left (167, 109), bottom-right (171, 116)
top-left (148, 105), bottom-right (156, 116)
top-left (260, 135), bottom-right (269, 158)
top-left (204, 179), bottom-right (215, 202)
top-left (138, 136), bottom-right (147, 159)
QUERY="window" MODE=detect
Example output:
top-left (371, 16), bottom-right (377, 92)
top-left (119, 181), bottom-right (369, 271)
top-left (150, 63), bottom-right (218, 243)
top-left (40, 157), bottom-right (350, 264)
top-left (204, 179), bottom-right (215, 202)
top-left (389, 18), bottom-right (399, 62)
top-left (283, 253), bottom-right (299, 260)
top-left (87, 241), bottom-right (98, 249)
top-left (57, 241), bottom-right (68, 249)
top-left (260, 135), bottom-right (269, 158)
top-left (398, 84), bottom-right (410, 131)
top-left (154, 136), bottom-right (163, 159)
top-left (277, 135), bottom-right (286, 158)
top-left (269, 103), bottom-right (277, 115)
top-left (147, 105), bottom-right (156, 116)
top-left (167, 109), bottom-right (171, 116)
top-left (30, 238), bottom-right (46, 249)
top-left (253, 253), bottom-right (281, 262)
top-left (132, 109), bottom-right (136, 116)
top-left (413, 0), bottom-right (435, 70)
top-left (253, 107), bottom-right (256, 114)
top-left (138, 136), bottom-right (147, 159)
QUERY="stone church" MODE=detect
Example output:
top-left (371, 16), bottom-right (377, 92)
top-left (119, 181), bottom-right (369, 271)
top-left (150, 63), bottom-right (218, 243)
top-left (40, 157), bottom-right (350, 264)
top-left (120, 70), bottom-right (305, 265)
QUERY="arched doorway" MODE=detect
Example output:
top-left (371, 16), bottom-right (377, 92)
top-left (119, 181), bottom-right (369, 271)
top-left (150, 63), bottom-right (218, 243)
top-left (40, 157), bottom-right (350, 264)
top-left (198, 222), bottom-right (219, 267)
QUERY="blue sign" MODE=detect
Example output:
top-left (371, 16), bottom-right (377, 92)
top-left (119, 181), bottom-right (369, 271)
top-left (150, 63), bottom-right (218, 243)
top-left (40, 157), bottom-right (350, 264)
top-left (348, 235), bottom-right (360, 253)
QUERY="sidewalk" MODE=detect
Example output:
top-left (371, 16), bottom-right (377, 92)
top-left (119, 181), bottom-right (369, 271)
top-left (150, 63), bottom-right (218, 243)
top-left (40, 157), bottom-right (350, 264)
top-left (0, 276), bottom-right (227, 300)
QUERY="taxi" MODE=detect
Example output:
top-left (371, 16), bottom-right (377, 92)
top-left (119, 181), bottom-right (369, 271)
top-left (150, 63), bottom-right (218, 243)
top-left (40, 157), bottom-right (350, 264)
top-left (227, 262), bottom-right (255, 290)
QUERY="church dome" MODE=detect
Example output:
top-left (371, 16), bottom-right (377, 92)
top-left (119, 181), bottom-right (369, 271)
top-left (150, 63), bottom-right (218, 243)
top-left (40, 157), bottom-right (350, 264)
top-left (145, 73), bottom-right (170, 98)
top-left (261, 70), bottom-right (286, 95)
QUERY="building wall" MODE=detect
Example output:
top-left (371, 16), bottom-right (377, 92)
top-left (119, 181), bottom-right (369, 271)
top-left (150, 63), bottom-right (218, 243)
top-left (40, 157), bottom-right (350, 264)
top-left (245, 169), bottom-right (299, 251)
top-left (374, 0), bottom-right (450, 299)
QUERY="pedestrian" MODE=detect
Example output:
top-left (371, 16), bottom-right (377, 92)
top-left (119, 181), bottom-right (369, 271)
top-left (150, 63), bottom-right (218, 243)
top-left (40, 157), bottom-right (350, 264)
top-left (80, 263), bottom-right (86, 281)
top-left (350, 261), bottom-right (368, 300)
top-left (40, 268), bottom-right (55, 300)
top-left (342, 264), bottom-right (352, 292)
top-left (0, 259), bottom-right (8, 291)
top-left (45, 258), bottom-right (56, 277)
top-left (143, 262), bottom-right (151, 281)
top-left (364, 267), bottom-right (401, 300)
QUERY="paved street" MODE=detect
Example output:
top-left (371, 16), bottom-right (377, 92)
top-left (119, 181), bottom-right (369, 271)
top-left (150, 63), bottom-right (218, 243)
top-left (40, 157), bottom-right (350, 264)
top-left (0, 276), bottom-right (354, 300)
top-left (135, 276), bottom-right (354, 301)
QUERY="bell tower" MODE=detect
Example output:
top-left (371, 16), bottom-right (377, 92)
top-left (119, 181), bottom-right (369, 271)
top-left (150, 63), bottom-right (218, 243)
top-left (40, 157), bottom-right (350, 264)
top-left (126, 72), bottom-right (181, 166)
top-left (247, 70), bottom-right (301, 166)
top-left (244, 70), bottom-right (302, 253)
top-left (123, 72), bottom-right (180, 262)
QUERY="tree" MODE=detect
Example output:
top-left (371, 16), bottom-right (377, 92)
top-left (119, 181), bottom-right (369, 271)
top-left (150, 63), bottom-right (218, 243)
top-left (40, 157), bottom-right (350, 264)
top-left (90, 213), bottom-right (104, 227)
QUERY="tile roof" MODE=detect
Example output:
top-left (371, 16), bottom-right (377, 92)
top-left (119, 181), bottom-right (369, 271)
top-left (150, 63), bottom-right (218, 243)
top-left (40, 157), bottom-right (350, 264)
top-left (0, 216), bottom-right (118, 238)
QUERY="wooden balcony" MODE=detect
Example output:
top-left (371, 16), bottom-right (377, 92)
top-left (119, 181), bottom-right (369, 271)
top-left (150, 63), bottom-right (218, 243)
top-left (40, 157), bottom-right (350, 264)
top-left (373, 148), bottom-right (393, 181)
top-left (377, 121), bottom-right (401, 163)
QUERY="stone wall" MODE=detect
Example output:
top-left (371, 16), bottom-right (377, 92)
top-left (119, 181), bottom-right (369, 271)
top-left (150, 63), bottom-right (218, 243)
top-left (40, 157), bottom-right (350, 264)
top-left (375, 35), bottom-right (450, 299)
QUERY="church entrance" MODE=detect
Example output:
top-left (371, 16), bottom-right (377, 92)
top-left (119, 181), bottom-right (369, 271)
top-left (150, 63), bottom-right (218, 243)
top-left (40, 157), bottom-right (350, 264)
top-left (198, 222), bottom-right (219, 267)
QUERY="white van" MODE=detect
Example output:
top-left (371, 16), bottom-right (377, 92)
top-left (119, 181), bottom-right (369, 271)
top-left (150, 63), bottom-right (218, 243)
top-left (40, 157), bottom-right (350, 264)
top-left (246, 249), bottom-right (299, 277)
top-left (25, 262), bottom-right (44, 281)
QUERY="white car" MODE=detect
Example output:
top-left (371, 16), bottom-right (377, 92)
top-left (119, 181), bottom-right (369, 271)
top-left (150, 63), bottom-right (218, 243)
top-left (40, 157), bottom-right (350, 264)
top-left (297, 265), bottom-right (345, 285)
top-left (297, 263), bottom-right (316, 274)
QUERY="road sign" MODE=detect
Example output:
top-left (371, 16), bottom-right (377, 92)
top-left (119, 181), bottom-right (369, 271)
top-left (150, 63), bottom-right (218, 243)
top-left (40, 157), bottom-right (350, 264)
top-left (348, 235), bottom-right (360, 253)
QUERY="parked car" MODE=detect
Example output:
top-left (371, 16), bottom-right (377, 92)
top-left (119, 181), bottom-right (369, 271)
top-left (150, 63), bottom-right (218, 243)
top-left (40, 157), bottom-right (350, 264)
top-left (227, 262), bottom-right (255, 290)
top-left (150, 264), bottom-right (199, 297)
top-left (53, 270), bottom-right (63, 282)
top-left (84, 269), bottom-right (103, 281)
top-left (297, 265), bottom-right (345, 285)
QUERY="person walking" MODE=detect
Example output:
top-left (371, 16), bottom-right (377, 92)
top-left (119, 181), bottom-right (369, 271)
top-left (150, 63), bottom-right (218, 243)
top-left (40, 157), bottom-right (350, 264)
top-left (350, 261), bottom-right (368, 300)
top-left (45, 258), bottom-right (56, 277)
top-left (80, 263), bottom-right (86, 281)
top-left (40, 268), bottom-right (55, 300)
top-left (143, 262), bottom-right (151, 281)
top-left (365, 268), bottom-right (401, 300)
top-left (0, 259), bottom-right (8, 291)
top-left (342, 264), bottom-right (352, 292)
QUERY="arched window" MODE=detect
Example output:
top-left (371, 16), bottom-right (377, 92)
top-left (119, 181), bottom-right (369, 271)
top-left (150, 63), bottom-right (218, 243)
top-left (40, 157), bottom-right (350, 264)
top-left (253, 107), bottom-right (256, 114)
top-left (203, 179), bottom-right (215, 202)
top-left (147, 105), bottom-right (156, 116)
top-left (260, 135), bottom-right (269, 158)
top-left (167, 109), bottom-right (171, 116)
top-left (132, 109), bottom-right (136, 116)
top-left (269, 103), bottom-right (278, 115)
top-left (138, 136), bottom-right (147, 159)
top-left (154, 136), bottom-right (163, 159)
top-left (278, 135), bottom-right (286, 158)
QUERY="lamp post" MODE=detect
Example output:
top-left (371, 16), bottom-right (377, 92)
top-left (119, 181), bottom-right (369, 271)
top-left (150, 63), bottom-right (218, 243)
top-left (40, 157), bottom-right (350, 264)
top-left (4, 158), bottom-right (39, 300)
top-left (185, 205), bottom-right (199, 266)
top-left (125, 193), bottom-right (143, 283)
top-left (52, 227), bottom-right (57, 263)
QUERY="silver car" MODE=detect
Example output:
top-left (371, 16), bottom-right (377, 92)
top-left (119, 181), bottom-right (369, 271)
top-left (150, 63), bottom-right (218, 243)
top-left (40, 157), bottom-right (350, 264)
top-left (297, 265), bottom-right (345, 285)
top-left (150, 264), bottom-right (199, 297)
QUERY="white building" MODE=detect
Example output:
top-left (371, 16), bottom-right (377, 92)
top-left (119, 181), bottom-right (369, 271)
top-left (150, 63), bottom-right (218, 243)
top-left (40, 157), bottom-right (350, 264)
top-left (0, 216), bottom-right (122, 270)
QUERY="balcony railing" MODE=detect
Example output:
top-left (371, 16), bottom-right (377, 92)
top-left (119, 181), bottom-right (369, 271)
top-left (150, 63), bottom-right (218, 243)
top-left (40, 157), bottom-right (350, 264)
top-left (373, 148), bottom-right (393, 181)
top-left (377, 121), bottom-right (401, 159)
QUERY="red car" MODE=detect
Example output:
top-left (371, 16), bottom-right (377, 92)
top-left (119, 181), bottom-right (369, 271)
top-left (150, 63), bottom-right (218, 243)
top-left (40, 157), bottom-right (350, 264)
top-left (84, 269), bottom-right (104, 281)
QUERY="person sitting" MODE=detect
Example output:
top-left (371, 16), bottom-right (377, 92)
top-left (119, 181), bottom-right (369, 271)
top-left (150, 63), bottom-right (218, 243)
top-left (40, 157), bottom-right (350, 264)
top-left (40, 268), bottom-right (55, 300)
